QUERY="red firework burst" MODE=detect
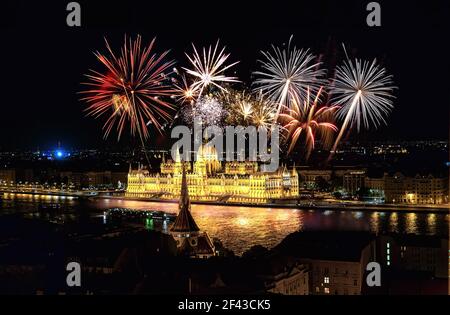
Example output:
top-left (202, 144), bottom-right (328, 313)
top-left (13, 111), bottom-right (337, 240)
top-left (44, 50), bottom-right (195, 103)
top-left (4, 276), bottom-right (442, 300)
top-left (80, 35), bottom-right (176, 141)
top-left (279, 87), bottom-right (339, 159)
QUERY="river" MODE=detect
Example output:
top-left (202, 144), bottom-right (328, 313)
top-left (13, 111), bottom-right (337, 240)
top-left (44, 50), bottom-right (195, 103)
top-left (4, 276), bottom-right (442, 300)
top-left (1, 193), bottom-right (448, 255)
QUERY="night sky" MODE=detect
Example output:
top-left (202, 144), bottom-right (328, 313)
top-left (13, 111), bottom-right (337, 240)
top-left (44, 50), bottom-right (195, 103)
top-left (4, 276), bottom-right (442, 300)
top-left (1, 0), bottom-right (448, 150)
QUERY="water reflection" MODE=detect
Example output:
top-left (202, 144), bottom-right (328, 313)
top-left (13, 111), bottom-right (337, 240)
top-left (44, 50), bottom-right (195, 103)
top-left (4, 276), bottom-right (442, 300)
top-left (91, 201), bottom-right (447, 255)
top-left (353, 211), bottom-right (363, 219)
top-left (370, 212), bottom-right (380, 233)
top-left (426, 213), bottom-right (436, 235)
top-left (1, 194), bottom-right (449, 255)
top-left (406, 213), bottom-right (418, 234)
top-left (191, 206), bottom-right (303, 254)
top-left (389, 212), bottom-right (399, 233)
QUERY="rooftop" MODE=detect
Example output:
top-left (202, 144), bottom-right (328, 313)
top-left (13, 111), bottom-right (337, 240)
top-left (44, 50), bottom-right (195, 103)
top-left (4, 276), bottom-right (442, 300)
top-left (274, 231), bottom-right (375, 262)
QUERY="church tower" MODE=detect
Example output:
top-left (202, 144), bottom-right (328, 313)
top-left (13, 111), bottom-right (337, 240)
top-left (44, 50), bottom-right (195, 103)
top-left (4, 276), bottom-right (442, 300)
top-left (194, 145), bottom-right (207, 176)
top-left (170, 163), bottom-right (215, 258)
top-left (173, 145), bottom-right (182, 175)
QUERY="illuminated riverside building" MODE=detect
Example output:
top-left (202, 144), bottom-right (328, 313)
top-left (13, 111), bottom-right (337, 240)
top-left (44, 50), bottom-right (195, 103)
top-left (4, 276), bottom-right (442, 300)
top-left (126, 145), bottom-right (299, 203)
top-left (343, 170), bottom-right (366, 195)
top-left (384, 172), bottom-right (448, 205)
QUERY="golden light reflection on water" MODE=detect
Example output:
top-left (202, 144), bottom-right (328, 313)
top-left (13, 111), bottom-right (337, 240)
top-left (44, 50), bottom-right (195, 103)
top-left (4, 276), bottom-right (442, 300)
top-left (236, 217), bottom-right (250, 227)
top-left (82, 199), bottom-right (449, 255)
top-left (370, 212), bottom-right (380, 233)
top-left (85, 201), bottom-right (304, 254)
top-left (1, 195), bottom-right (449, 256)
top-left (426, 213), bottom-right (436, 235)
top-left (389, 212), bottom-right (399, 233)
top-left (406, 213), bottom-right (418, 234)
top-left (191, 205), bottom-right (304, 255)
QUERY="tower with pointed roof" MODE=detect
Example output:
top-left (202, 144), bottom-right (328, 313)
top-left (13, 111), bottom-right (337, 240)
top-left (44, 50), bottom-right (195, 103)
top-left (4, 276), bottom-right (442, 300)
top-left (194, 145), bottom-right (207, 176)
top-left (173, 144), bottom-right (182, 175)
top-left (171, 163), bottom-right (200, 236)
top-left (291, 162), bottom-right (298, 177)
top-left (170, 163), bottom-right (215, 258)
top-left (290, 163), bottom-right (299, 197)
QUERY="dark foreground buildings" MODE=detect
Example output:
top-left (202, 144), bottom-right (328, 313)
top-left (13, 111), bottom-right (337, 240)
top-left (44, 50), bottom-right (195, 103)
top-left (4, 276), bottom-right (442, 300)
top-left (0, 217), bottom-right (447, 295)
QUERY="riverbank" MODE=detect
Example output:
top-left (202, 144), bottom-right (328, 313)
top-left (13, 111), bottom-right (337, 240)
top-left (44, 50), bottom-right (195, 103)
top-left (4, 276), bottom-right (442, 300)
top-left (2, 189), bottom-right (448, 213)
top-left (95, 194), bottom-right (450, 213)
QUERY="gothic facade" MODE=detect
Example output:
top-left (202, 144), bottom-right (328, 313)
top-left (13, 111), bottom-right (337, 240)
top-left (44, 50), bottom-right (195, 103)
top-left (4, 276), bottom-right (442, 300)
top-left (126, 146), bottom-right (299, 203)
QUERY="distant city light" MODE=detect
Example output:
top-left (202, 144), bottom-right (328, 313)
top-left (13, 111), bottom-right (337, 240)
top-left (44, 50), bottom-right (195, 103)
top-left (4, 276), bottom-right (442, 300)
top-left (54, 150), bottom-right (66, 159)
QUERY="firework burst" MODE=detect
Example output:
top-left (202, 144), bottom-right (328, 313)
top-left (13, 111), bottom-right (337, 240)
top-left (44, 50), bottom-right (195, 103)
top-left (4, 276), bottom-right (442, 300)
top-left (223, 91), bottom-right (254, 125)
top-left (80, 35), bottom-right (176, 141)
top-left (182, 95), bottom-right (227, 127)
top-left (279, 87), bottom-right (339, 158)
top-left (253, 36), bottom-right (325, 116)
top-left (329, 46), bottom-right (396, 157)
top-left (251, 96), bottom-right (277, 131)
top-left (183, 40), bottom-right (240, 97)
top-left (172, 72), bottom-right (198, 105)
top-left (223, 91), bottom-right (277, 131)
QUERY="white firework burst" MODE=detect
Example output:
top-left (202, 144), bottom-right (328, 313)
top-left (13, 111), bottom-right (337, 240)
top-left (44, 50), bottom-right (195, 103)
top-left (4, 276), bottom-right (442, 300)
top-left (182, 95), bottom-right (227, 127)
top-left (329, 46), bottom-right (396, 158)
top-left (252, 36), bottom-right (325, 115)
top-left (332, 57), bottom-right (396, 131)
top-left (183, 40), bottom-right (240, 97)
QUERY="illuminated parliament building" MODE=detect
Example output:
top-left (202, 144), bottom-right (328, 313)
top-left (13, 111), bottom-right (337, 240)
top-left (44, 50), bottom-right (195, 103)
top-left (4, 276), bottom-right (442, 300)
top-left (126, 145), bottom-right (299, 203)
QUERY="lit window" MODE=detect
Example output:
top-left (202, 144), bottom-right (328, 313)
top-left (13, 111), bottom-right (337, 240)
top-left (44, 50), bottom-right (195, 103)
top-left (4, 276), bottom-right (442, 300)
top-left (324, 276), bottom-right (330, 284)
top-left (387, 242), bottom-right (390, 249)
top-left (324, 287), bottom-right (330, 294)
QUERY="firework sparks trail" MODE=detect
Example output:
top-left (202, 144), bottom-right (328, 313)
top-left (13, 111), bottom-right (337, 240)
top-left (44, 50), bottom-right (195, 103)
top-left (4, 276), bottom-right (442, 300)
top-left (253, 36), bottom-right (325, 118)
top-left (279, 87), bottom-right (339, 159)
top-left (328, 46), bottom-right (395, 160)
top-left (183, 40), bottom-right (240, 98)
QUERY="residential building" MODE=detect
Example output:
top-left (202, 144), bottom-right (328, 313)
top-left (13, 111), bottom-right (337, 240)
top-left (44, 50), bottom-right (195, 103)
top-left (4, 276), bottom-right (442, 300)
top-left (0, 169), bottom-right (16, 184)
top-left (384, 172), bottom-right (448, 204)
top-left (274, 231), bottom-right (376, 295)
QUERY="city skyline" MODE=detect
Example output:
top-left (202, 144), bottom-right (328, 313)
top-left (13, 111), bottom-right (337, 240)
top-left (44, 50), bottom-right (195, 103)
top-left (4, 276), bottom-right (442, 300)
top-left (0, 0), bottom-right (448, 300)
